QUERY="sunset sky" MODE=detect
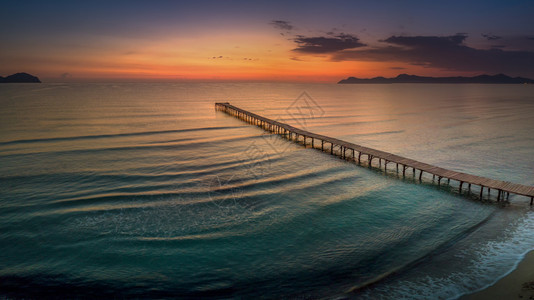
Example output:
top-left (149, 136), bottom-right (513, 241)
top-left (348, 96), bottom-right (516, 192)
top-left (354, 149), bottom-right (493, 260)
top-left (1, 0), bottom-right (533, 82)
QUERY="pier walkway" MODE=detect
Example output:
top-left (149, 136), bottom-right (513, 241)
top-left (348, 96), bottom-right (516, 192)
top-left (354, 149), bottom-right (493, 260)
top-left (215, 102), bottom-right (534, 204)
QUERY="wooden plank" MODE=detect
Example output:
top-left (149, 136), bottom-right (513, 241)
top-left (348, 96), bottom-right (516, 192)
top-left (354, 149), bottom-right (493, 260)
top-left (216, 103), bottom-right (534, 199)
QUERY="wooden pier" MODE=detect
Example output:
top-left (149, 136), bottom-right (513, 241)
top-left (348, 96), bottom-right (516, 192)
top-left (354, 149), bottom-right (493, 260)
top-left (215, 102), bottom-right (534, 205)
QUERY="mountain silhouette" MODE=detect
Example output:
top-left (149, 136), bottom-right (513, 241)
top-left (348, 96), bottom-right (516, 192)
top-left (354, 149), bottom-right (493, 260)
top-left (0, 73), bottom-right (41, 83)
top-left (338, 74), bottom-right (534, 84)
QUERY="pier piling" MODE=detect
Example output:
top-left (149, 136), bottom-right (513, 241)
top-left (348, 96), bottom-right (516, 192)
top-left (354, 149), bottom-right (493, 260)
top-left (215, 102), bottom-right (534, 204)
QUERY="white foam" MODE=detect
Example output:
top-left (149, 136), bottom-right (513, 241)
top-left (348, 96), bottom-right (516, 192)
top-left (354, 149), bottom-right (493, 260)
top-left (358, 210), bottom-right (534, 299)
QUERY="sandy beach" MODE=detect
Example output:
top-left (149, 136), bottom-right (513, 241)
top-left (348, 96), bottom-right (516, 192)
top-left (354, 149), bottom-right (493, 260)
top-left (461, 250), bottom-right (534, 300)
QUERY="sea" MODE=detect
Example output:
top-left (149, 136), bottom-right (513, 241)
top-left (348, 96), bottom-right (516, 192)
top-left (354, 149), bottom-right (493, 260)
top-left (0, 82), bottom-right (533, 299)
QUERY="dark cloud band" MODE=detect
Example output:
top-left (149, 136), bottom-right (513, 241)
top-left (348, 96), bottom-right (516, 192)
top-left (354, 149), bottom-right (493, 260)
top-left (270, 20), bottom-right (293, 31)
top-left (293, 34), bottom-right (366, 54)
top-left (482, 34), bottom-right (502, 41)
top-left (330, 34), bottom-right (534, 75)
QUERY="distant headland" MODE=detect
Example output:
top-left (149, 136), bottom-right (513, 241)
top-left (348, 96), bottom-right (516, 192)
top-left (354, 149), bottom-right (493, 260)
top-left (0, 73), bottom-right (41, 83)
top-left (338, 74), bottom-right (534, 84)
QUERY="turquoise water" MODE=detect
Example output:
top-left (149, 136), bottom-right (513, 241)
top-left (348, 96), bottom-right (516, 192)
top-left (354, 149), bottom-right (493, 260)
top-left (0, 83), bottom-right (533, 298)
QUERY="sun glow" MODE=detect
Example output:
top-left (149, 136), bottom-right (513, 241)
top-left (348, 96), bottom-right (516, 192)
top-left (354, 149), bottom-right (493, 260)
top-left (3, 2), bottom-right (533, 82)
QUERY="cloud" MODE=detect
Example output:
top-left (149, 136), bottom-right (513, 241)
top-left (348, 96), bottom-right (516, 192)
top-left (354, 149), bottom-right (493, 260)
top-left (490, 36), bottom-right (534, 51)
top-left (293, 34), bottom-right (366, 54)
top-left (410, 62), bottom-right (430, 66)
top-left (330, 34), bottom-right (534, 76)
top-left (60, 72), bottom-right (72, 79)
top-left (270, 20), bottom-right (293, 31)
top-left (482, 33), bottom-right (501, 40)
top-left (390, 67), bottom-right (406, 70)
top-left (382, 34), bottom-right (468, 48)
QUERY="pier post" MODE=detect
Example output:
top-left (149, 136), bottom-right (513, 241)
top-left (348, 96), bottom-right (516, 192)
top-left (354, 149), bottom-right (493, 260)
top-left (216, 103), bottom-right (534, 205)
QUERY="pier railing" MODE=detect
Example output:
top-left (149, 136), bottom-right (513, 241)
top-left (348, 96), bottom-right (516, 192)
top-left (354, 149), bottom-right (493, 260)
top-left (215, 102), bottom-right (534, 204)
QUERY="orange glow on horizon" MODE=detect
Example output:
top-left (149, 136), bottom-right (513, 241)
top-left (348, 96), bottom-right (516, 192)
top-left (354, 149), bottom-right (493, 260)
top-left (3, 29), bottom-right (479, 83)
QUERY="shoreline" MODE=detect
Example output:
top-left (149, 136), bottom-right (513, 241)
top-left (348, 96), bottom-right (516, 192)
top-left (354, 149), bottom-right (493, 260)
top-left (460, 250), bottom-right (534, 300)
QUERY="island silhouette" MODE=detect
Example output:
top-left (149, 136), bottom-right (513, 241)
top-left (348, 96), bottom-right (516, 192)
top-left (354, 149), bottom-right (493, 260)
top-left (338, 74), bottom-right (534, 84)
top-left (0, 73), bottom-right (41, 83)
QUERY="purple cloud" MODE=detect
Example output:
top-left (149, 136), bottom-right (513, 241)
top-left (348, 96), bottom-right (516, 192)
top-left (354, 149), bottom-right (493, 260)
top-left (329, 34), bottom-right (534, 77)
top-left (293, 34), bottom-right (366, 54)
top-left (482, 33), bottom-right (502, 41)
top-left (270, 20), bottom-right (293, 31)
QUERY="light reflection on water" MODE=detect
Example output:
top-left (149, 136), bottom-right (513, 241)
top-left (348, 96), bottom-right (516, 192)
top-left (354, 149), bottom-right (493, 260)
top-left (0, 83), bottom-right (533, 298)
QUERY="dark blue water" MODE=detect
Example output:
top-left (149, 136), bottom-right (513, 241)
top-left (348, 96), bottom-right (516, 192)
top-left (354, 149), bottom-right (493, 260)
top-left (1, 83), bottom-right (533, 299)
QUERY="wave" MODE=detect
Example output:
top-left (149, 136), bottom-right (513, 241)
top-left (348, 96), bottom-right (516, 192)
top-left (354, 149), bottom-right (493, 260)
top-left (343, 130), bottom-right (405, 137)
top-left (349, 209), bottom-right (496, 294)
top-left (0, 126), bottom-right (248, 146)
top-left (26, 165), bottom-right (352, 214)
top-left (354, 210), bottom-right (534, 299)
top-left (0, 133), bottom-right (271, 158)
top-left (313, 119), bottom-right (398, 128)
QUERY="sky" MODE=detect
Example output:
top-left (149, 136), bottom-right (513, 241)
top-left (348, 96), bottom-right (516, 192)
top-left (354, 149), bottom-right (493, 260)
top-left (1, 0), bottom-right (533, 82)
